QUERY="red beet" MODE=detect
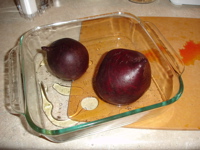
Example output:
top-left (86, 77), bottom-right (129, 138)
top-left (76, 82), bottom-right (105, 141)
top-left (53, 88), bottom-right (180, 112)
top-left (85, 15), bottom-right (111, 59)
top-left (95, 48), bottom-right (151, 105)
top-left (42, 38), bottom-right (89, 80)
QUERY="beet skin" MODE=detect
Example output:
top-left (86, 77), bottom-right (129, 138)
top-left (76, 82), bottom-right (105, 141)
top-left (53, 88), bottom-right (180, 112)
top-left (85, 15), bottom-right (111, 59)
top-left (95, 48), bottom-right (151, 105)
top-left (42, 38), bottom-right (89, 80)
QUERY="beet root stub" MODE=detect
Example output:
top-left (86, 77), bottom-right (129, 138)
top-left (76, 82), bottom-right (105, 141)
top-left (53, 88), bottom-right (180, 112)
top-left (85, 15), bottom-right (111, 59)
top-left (95, 48), bottom-right (151, 105)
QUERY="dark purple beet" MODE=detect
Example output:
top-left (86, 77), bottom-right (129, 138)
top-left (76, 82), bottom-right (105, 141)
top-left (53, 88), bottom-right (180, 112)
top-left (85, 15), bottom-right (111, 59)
top-left (95, 48), bottom-right (151, 105)
top-left (42, 38), bottom-right (89, 80)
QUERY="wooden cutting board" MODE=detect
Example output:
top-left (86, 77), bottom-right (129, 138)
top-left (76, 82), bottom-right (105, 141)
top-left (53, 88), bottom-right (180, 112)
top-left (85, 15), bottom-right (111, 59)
top-left (68, 17), bottom-right (200, 130)
top-left (125, 17), bottom-right (200, 130)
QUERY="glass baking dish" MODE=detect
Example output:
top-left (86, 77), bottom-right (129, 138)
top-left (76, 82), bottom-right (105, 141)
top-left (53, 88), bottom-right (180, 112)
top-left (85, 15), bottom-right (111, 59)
top-left (6, 12), bottom-right (184, 142)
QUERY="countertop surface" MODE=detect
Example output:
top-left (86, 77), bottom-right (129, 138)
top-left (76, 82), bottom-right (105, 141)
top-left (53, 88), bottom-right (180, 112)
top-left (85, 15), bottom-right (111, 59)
top-left (0, 0), bottom-right (200, 149)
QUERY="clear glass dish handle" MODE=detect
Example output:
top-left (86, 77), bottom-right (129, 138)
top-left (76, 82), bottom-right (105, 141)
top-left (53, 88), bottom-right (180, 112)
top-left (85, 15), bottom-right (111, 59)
top-left (6, 46), bottom-right (25, 115)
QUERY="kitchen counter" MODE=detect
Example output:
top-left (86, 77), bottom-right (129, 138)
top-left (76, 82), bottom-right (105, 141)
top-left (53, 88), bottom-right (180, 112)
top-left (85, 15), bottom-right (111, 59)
top-left (0, 0), bottom-right (200, 149)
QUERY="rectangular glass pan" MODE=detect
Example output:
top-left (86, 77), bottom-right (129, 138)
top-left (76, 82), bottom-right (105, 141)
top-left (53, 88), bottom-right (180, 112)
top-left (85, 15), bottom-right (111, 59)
top-left (7, 12), bottom-right (184, 142)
